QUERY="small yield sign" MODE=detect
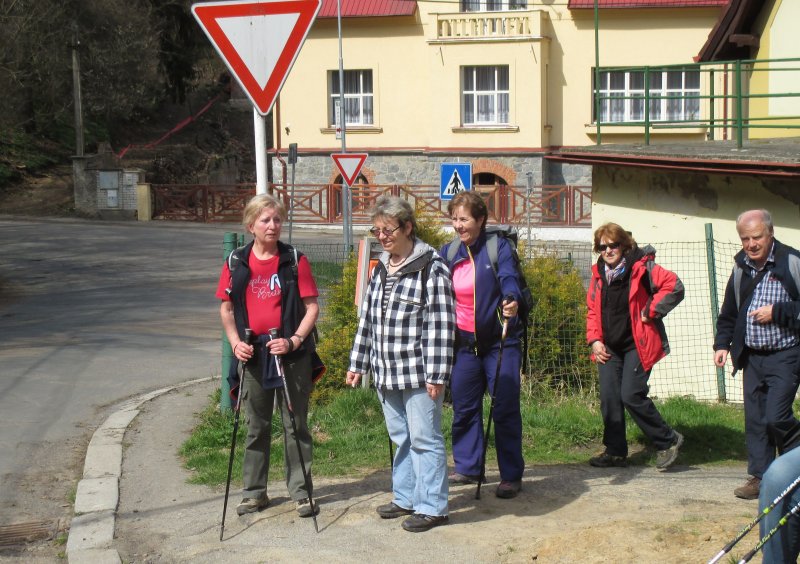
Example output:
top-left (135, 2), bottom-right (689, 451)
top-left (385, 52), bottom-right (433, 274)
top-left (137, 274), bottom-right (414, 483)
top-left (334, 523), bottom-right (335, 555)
top-left (331, 153), bottom-right (368, 186)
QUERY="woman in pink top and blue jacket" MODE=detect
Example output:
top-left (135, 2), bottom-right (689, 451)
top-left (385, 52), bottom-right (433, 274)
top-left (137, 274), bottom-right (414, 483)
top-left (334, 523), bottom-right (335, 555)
top-left (440, 191), bottom-right (525, 499)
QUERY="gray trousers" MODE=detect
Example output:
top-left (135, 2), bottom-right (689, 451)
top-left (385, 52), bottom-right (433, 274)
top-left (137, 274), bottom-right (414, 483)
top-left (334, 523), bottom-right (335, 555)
top-left (241, 352), bottom-right (314, 501)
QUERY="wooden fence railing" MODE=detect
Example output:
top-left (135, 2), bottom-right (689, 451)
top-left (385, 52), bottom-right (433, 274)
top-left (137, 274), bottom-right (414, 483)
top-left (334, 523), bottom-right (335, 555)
top-left (151, 182), bottom-right (592, 226)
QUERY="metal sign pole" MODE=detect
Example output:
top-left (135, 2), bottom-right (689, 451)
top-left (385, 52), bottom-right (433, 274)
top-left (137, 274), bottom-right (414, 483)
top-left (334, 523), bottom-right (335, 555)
top-left (254, 108), bottom-right (268, 195)
top-left (337, 0), bottom-right (352, 250)
top-left (288, 143), bottom-right (298, 244)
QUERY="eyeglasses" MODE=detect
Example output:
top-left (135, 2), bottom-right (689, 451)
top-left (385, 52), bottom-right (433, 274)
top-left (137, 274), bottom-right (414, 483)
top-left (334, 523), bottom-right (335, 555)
top-left (369, 225), bottom-right (402, 238)
top-left (598, 242), bottom-right (621, 252)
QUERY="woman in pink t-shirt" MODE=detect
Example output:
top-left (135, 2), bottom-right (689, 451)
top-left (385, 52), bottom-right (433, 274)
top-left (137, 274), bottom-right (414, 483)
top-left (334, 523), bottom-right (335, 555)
top-left (216, 194), bottom-right (320, 519)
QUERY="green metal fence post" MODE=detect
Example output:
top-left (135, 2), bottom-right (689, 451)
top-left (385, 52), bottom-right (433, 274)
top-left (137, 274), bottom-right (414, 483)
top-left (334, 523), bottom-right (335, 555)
top-left (709, 68), bottom-right (715, 140)
top-left (644, 66), bottom-right (651, 146)
top-left (735, 59), bottom-right (744, 149)
top-left (220, 232), bottom-right (239, 411)
top-left (705, 223), bottom-right (726, 402)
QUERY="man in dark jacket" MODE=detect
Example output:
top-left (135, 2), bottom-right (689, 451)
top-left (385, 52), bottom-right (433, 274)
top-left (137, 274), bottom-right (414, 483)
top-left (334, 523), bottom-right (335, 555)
top-left (714, 209), bottom-right (800, 500)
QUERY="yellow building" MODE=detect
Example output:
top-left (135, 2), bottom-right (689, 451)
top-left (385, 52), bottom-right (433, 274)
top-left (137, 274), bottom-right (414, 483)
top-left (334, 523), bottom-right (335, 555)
top-left (274, 0), bottom-right (726, 192)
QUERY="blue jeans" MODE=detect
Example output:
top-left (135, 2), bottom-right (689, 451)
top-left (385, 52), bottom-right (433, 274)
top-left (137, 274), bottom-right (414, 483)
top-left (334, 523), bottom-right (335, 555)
top-left (378, 386), bottom-right (448, 517)
top-left (759, 446), bottom-right (800, 564)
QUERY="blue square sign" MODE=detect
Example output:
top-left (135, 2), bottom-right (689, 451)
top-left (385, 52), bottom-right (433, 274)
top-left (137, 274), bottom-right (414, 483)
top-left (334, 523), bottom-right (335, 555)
top-left (440, 163), bottom-right (472, 200)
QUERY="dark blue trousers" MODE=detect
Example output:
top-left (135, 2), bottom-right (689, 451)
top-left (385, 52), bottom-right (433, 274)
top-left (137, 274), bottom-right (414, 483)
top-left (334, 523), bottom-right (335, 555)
top-left (450, 332), bottom-right (524, 481)
top-left (743, 345), bottom-right (800, 479)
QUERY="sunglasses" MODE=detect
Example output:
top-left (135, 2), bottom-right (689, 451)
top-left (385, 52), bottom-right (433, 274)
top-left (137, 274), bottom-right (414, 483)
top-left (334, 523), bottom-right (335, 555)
top-left (598, 242), bottom-right (621, 252)
top-left (369, 225), bottom-right (402, 238)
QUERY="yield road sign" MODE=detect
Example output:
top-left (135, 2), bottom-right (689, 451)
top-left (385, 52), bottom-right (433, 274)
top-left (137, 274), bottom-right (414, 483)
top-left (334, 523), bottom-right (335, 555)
top-left (192, 0), bottom-right (321, 116)
top-left (331, 153), bottom-right (368, 186)
top-left (440, 162), bottom-right (472, 200)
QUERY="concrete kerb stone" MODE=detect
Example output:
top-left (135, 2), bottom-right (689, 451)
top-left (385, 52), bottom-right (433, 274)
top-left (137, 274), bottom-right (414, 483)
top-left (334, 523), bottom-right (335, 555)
top-left (67, 376), bottom-right (214, 563)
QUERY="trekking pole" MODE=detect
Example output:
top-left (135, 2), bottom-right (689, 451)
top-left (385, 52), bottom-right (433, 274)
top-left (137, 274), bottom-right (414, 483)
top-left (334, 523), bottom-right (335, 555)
top-left (476, 310), bottom-right (510, 500)
top-left (268, 329), bottom-right (319, 533)
top-left (220, 328), bottom-right (253, 541)
top-left (737, 497), bottom-right (800, 563)
top-left (708, 474), bottom-right (800, 564)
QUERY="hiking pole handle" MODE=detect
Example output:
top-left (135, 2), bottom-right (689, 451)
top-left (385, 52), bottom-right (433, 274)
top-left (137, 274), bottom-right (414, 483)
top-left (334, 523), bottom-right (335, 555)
top-left (269, 328), bottom-right (294, 413)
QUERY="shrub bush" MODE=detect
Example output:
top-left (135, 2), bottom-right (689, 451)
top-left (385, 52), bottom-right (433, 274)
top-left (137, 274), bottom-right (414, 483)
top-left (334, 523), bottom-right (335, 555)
top-left (521, 250), bottom-right (596, 395)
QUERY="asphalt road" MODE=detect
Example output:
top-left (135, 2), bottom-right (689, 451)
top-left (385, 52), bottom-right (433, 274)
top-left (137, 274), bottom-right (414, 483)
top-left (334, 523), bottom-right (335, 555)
top-left (0, 216), bottom-right (341, 530)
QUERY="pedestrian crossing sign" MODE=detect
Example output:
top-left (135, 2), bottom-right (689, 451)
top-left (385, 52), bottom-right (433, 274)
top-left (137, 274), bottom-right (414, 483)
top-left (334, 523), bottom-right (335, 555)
top-left (440, 163), bottom-right (472, 201)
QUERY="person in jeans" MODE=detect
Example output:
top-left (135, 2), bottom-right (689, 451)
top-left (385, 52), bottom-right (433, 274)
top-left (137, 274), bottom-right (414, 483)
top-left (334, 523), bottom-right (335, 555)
top-left (586, 222), bottom-right (685, 471)
top-left (714, 209), bottom-right (800, 500)
top-left (440, 191), bottom-right (526, 499)
top-left (216, 194), bottom-right (320, 518)
top-left (346, 196), bottom-right (456, 533)
top-left (758, 445), bottom-right (800, 563)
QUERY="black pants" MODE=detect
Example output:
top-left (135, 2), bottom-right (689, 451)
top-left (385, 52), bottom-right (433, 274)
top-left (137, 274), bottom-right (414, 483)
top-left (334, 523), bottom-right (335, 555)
top-left (743, 345), bottom-right (800, 479)
top-left (598, 348), bottom-right (676, 457)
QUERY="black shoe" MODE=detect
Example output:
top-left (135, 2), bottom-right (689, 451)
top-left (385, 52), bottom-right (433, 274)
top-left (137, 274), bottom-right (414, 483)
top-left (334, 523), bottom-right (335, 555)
top-left (401, 513), bottom-right (449, 532)
top-left (376, 502), bottom-right (414, 519)
top-left (495, 480), bottom-right (521, 499)
top-left (589, 452), bottom-right (627, 468)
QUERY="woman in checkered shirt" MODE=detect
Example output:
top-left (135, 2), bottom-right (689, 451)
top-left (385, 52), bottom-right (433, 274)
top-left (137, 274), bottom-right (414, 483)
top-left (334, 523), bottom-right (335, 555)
top-left (346, 196), bottom-right (456, 533)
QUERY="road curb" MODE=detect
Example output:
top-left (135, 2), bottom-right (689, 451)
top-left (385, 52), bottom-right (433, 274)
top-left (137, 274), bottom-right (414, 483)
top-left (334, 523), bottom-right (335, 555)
top-left (66, 376), bottom-right (213, 563)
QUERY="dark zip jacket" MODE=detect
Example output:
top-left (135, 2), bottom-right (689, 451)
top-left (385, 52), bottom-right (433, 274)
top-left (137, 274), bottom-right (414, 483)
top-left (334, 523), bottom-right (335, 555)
top-left (714, 239), bottom-right (800, 372)
top-left (227, 240), bottom-right (313, 357)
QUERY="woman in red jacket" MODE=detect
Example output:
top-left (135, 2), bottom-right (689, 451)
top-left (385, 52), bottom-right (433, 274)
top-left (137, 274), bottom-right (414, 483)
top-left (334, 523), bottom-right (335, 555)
top-left (586, 223), bottom-right (685, 470)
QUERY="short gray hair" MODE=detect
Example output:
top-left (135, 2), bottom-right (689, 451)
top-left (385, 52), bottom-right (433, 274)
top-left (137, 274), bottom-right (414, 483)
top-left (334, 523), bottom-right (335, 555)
top-left (736, 209), bottom-right (773, 232)
top-left (369, 195), bottom-right (416, 238)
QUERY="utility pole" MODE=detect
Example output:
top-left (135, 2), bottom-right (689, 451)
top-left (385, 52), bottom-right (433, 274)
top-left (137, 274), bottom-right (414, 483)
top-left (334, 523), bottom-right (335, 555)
top-left (71, 25), bottom-right (84, 156)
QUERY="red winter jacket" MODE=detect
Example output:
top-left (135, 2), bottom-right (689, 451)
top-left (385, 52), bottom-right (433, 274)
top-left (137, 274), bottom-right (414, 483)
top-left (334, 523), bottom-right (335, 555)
top-left (586, 245), bottom-right (685, 372)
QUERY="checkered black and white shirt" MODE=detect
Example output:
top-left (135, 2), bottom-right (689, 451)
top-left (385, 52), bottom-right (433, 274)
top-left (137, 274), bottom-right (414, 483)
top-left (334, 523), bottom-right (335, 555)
top-left (745, 247), bottom-right (800, 351)
top-left (349, 240), bottom-right (455, 389)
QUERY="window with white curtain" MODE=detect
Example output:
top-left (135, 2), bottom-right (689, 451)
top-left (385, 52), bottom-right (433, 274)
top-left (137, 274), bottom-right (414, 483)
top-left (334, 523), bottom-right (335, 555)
top-left (462, 66), bottom-right (510, 125)
top-left (594, 68), bottom-right (701, 124)
top-left (329, 70), bottom-right (373, 126)
top-left (461, 0), bottom-right (526, 11)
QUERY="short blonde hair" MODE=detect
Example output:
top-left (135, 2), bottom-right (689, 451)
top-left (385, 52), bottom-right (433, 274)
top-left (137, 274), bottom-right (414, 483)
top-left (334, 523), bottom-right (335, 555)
top-left (242, 194), bottom-right (286, 228)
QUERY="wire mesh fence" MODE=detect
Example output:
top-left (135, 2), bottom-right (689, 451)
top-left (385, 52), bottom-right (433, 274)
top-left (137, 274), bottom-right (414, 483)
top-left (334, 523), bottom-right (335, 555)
top-left (271, 232), bottom-right (745, 404)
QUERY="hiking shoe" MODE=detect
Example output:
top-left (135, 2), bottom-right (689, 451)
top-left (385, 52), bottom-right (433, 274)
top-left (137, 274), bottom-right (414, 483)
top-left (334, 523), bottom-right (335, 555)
top-left (448, 472), bottom-right (482, 485)
top-left (495, 480), bottom-right (522, 499)
top-left (236, 495), bottom-right (269, 515)
top-left (734, 477), bottom-right (761, 500)
top-left (655, 431), bottom-right (684, 471)
top-left (376, 502), bottom-right (415, 519)
top-left (401, 513), bottom-right (449, 532)
top-left (589, 452), bottom-right (627, 468)
top-left (296, 498), bottom-right (320, 517)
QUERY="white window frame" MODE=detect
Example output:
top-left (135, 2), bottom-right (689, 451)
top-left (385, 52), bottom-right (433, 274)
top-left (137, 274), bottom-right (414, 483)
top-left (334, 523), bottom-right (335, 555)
top-left (594, 68), bottom-right (701, 124)
top-left (461, 65), bottom-right (510, 126)
top-left (329, 69), bottom-right (374, 127)
top-left (461, 0), bottom-right (526, 12)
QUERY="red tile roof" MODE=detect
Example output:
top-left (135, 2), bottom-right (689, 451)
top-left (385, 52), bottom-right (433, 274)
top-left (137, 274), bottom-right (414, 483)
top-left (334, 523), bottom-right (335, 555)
top-left (568, 0), bottom-right (729, 8)
top-left (318, 0), bottom-right (417, 18)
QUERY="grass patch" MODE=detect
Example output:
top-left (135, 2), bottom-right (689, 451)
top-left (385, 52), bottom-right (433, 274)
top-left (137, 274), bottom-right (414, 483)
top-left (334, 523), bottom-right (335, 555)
top-left (181, 388), bottom-right (748, 487)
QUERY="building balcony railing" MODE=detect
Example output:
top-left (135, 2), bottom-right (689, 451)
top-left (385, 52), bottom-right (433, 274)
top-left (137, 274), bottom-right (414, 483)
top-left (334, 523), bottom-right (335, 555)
top-left (592, 57), bottom-right (800, 148)
top-left (431, 10), bottom-right (543, 43)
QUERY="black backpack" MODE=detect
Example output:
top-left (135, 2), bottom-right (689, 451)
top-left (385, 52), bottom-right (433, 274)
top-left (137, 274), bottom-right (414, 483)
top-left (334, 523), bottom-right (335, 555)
top-left (446, 225), bottom-right (534, 352)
